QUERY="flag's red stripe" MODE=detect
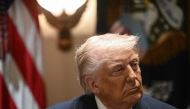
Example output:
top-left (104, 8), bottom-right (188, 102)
top-left (21, 0), bottom-right (40, 29)
top-left (0, 73), bottom-right (17, 109)
top-left (6, 15), bottom-right (45, 109)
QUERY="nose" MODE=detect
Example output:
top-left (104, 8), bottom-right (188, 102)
top-left (126, 65), bottom-right (137, 83)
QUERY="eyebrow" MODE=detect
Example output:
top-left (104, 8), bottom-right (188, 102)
top-left (107, 61), bottom-right (124, 69)
top-left (107, 54), bottom-right (139, 69)
top-left (129, 54), bottom-right (139, 62)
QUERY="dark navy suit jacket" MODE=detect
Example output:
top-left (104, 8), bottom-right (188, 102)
top-left (46, 94), bottom-right (177, 109)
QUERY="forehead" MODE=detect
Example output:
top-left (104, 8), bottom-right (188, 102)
top-left (108, 50), bottom-right (138, 60)
top-left (104, 50), bottom-right (139, 65)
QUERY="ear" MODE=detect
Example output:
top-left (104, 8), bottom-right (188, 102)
top-left (85, 76), bottom-right (100, 94)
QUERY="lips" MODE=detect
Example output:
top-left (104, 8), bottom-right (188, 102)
top-left (127, 87), bottom-right (139, 92)
top-left (125, 85), bottom-right (141, 94)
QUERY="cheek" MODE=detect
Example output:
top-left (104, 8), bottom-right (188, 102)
top-left (98, 77), bottom-right (126, 101)
top-left (101, 76), bottom-right (126, 92)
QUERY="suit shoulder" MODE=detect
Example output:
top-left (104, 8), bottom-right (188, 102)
top-left (46, 94), bottom-right (86, 109)
top-left (46, 98), bottom-right (76, 109)
top-left (137, 94), bottom-right (177, 109)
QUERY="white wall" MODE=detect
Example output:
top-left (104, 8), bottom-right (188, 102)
top-left (38, 0), bottom-right (96, 106)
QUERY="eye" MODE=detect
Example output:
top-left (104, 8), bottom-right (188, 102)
top-left (113, 67), bottom-right (123, 72)
top-left (130, 60), bottom-right (139, 71)
top-left (112, 66), bottom-right (124, 76)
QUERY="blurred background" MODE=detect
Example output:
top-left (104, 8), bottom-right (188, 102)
top-left (1, 0), bottom-right (190, 109)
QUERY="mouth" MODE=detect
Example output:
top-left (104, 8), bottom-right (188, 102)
top-left (123, 86), bottom-right (143, 99)
top-left (127, 87), bottom-right (139, 92)
top-left (125, 86), bottom-right (141, 94)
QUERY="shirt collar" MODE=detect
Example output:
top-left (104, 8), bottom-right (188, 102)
top-left (95, 96), bottom-right (108, 109)
top-left (95, 95), bottom-right (132, 109)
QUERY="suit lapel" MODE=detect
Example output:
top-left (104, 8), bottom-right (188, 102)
top-left (70, 94), bottom-right (98, 109)
top-left (82, 94), bottom-right (98, 109)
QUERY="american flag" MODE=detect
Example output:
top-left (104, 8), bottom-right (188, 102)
top-left (0, 0), bottom-right (46, 109)
top-left (110, 12), bottom-right (149, 59)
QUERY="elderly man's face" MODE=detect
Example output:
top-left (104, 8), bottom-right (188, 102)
top-left (94, 50), bottom-right (143, 108)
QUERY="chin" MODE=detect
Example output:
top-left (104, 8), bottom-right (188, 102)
top-left (128, 92), bottom-right (143, 103)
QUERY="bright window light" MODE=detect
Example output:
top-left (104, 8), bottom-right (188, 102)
top-left (37, 0), bottom-right (86, 16)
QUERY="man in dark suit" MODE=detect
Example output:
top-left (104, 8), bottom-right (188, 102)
top-left (47, 33), bottom-right (177, 109)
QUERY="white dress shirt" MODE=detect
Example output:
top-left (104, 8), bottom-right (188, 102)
top-left (95, 96), bottom-right (107, 109)
top-left (95, 96), bottom-right (132, 109)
